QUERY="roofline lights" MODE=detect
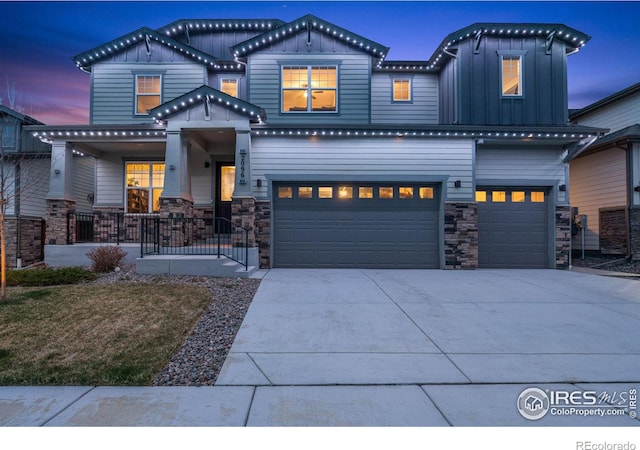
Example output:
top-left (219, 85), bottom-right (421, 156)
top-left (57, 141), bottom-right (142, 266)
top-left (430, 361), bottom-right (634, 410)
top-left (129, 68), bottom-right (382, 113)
top-left (250, 129), bottom-right (595, 139)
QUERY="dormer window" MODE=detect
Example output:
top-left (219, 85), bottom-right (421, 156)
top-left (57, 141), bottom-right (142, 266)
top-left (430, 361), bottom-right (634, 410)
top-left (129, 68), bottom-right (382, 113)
top-left (135, 74), bottom-right (162, 115)
top-left (393, 79), bottom-right (411, 102)
top-left (499, 51), bottom-right (525, 97)
top-left (282, 65), bottom-right (337, 113)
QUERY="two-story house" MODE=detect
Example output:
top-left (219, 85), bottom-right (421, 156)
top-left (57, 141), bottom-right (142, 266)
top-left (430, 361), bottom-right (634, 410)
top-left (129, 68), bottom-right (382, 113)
top-left (569, 82), bottom-right (640, 260)
top-left (0, 105), bottom-right (52, 267)
top-left (29, 15), bottom-right (606, 273)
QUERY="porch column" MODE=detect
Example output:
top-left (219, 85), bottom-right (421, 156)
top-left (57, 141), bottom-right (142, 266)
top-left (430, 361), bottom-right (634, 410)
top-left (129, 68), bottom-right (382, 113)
top-left (45, 140), bottom-right (75, 244)
top-left (231, 128), bottom-right (256, 247)
top-left (162, 130), bottom-right (192, 202)
top-left (160, 130), bottom-right (193, 247)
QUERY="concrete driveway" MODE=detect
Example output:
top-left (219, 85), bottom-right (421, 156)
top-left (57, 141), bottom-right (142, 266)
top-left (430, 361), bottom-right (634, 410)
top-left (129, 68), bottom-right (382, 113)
top-left (216, 269), bottom-right (640, 426)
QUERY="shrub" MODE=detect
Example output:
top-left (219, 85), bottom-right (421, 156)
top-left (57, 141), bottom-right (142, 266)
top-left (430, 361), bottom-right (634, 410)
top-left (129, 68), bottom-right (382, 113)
top-left (87, 246), bottom-right (128, 273)
top-left (7, 267), bottom-right (97, 287)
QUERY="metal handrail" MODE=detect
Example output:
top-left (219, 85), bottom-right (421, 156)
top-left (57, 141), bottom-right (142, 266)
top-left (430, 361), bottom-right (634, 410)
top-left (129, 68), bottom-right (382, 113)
top-left (139, 216), bottom-right (249, 270)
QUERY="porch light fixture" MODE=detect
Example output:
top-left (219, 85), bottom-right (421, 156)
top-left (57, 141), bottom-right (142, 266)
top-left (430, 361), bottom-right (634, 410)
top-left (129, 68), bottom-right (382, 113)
top-left (454, 180), bottom-right (462, 188)
top-left (559, 184), bottom-right (567, 191)
top-left (634, 186), bottom-right (640, 193)
top-left (169, 165), bottom-right (176, 171)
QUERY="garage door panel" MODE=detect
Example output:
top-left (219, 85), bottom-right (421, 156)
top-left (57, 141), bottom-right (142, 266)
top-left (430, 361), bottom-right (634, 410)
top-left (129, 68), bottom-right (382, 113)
top-left (478, 187), bottom-right (549, 268)
top-left (273, 182), bottom-right (440, 268)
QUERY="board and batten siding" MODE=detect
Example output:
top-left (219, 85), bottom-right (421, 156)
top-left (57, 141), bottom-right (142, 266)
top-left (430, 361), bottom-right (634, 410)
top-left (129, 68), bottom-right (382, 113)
top-left (455, 36), bottom-right (569, 126)
top-left (370, 73), bottom-right (439, 124)
top-left (248, 51), bottom-right (371, 125)
top-left (475, 147), bottom-right (568, 202)
top-left (90, 62), bottom-right (206, 125)
top-left (72, 156), bottom-right (96, 213)
top-left (572, 91), bottom-right (640, 133)
top-left (251, 137), bottom-right (473, 200)
top-left (569, 148), bottom-right (627, 250)
top-left (10, 158), bottom-right (50, 217)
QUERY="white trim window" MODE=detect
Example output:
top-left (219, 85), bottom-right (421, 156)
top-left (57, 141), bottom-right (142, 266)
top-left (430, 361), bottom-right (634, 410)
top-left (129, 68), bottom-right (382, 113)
top-left (501, 55), bottom-right (522, 97)
top-left (393, 79), bottom-right (411, 102)
top-left (125, 162), bottom-right (165, 213)
top-left (220, 78), bottom-right (238, 97)
top-left (282, 65), bottom-right (337, 112)
top-left (135, 75), bottom-right (162, 115)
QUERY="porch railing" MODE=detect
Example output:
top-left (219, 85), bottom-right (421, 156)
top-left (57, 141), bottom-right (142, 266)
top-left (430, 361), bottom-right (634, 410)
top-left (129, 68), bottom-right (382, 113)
top-left (69, 212), bottom-right (157, 244)
top-left (67, 212), bottom-right (250, 270)
top-left (139, 216), bottom-right (249, 270)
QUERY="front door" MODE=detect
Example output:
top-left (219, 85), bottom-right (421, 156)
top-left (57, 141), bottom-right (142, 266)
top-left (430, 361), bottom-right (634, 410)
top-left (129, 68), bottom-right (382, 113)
top-left (216, 163), bottom-right (235, 222)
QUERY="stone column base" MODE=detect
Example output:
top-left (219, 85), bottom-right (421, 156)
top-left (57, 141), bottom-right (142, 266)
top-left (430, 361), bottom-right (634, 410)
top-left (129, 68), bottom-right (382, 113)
top-left (159, 197), bottom-right (194, 247)
top-left (444, 202), bottom-right (478, 269)
top-left (630, 207), bottom-right (640, 261)
top-left (255, 200), bottom-right (271, 268)
top-left (45, 199), bottom-right (76, 245)
top-left (555, 205), bottom-right (571, 269)
top-left (231, 197), bottom-right (257, 248)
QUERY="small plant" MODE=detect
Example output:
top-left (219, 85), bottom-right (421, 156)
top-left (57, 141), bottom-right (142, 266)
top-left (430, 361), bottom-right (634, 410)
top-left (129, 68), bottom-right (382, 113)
top-left (87, 246), bottom-right (128, 273)
top-left (7, 267), bottom-right (96, 286)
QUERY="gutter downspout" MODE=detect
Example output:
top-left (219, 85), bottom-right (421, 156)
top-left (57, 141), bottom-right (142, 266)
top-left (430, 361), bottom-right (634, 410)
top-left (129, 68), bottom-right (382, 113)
top-left (625, 141), bottom-right (633, 259)
top-left (441, 47), bottom-right (458, 125)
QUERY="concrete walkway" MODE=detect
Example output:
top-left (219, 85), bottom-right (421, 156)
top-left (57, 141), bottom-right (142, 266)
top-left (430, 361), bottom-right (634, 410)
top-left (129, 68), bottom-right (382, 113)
top-left (2, 269), bottom-right (640, 426)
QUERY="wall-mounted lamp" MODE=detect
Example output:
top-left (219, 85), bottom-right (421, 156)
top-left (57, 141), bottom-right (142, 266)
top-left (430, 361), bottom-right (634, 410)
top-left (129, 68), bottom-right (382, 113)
top-left (169, 165), bottom-right (176, 171)
top-left (454, 180), bottom-right (462, 188)
top-left (54, 169), bottom-right (61, 175)
top-left (204, 161), bottom-right (210, 169)
top-left (559, 184), bottom-right (567, 192)
top-left (256, 179), bottom-right (262, 188)
top-left (634, 186), bottom-right (640, 193)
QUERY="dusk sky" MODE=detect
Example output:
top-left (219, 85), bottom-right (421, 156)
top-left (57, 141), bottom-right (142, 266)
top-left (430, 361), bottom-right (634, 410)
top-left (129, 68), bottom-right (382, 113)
top-left (0, 1), bottom-right (638, 125)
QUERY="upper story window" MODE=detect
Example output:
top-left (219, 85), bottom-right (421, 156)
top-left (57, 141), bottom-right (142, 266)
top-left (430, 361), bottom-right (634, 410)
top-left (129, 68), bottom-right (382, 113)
top-left (282, 65), bottom-right (337, 113)
top-left (135, 75), bottom-right (162, 115)
top-left (220, 79), bottom-right (238, 97)
top-left (393, 79), bottom-right (411, 102)
top-left (126, 162), bottom-right (164, 213)
top-left (1, 125), bottom-right (16, 149)
top-left (501, 55), bottom-right (522, 97)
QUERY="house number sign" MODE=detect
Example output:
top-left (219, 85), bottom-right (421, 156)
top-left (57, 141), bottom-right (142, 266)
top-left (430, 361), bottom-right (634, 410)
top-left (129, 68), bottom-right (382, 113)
top-left (239, 149), bottom-right (247, 184)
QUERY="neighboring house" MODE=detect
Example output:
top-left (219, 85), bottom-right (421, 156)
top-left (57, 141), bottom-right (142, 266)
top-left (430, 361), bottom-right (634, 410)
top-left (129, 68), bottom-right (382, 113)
top-left (28, 15), bottom-right (606, 271)
top-left (0, 105), bottom-right (51, 267)
top-left (569, 82), bottom-right (640, 259)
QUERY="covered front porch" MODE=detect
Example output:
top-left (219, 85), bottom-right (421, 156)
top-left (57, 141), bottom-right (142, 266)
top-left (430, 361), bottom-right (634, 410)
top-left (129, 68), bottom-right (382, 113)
top-left (29, 89), bottom-right (265, 273)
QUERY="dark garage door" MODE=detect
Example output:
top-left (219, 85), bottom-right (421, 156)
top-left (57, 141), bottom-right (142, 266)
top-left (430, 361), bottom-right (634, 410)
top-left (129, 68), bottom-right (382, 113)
top-left (477, 187), bottom-right (549, 268)
top-left (273, 182), bottom-right (440, 268)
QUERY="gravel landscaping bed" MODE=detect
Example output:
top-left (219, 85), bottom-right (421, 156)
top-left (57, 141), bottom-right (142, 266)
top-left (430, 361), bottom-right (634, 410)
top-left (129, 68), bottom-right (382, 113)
top-left (93, 266), bottom-right (261, 386)
top-left (572, 254), bottom-right (640, 275)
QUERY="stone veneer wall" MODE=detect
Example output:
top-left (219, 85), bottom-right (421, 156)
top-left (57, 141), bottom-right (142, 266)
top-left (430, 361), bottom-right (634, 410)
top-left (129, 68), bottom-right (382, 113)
top-left (45, 199), bottom-right (76, 245)
top-left (444, 202), bottom-right (478, 269)
top-left (599, 207), bottom-right (628, 255)
top-left (159, 197), bottom-right (193, 247)
top-left (2, 217), bottom-right (44, 268)
top-left (555, 205), bottom-right (571, 269)
top-left (231, 197), bottom-right (256, 248)
top-left (630, 207), bottom-right (640, 261)
top-left (255, 200), bottom-right (271, 268)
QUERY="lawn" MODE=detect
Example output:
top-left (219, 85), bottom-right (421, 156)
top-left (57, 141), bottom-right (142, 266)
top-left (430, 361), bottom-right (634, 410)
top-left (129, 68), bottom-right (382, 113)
top-left (0, 283), bottom-right (212, 385)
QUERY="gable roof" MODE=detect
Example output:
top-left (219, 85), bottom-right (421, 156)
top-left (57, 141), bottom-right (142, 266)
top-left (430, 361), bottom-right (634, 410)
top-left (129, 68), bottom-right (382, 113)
top-left (73, 27), bottom-right (220, 72)
top-left (569, 82), bottom-right (640, 121)
top-left (157, 18), bottom-right (286, 39)
top-left (230, 14), bottom-right (390, 64)
top-left (149, 85), bottom-right (266, 123)
top-left (0, 105), bottom-right (44, 125)
top-left (426, 23), bottom-right (590, 71)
